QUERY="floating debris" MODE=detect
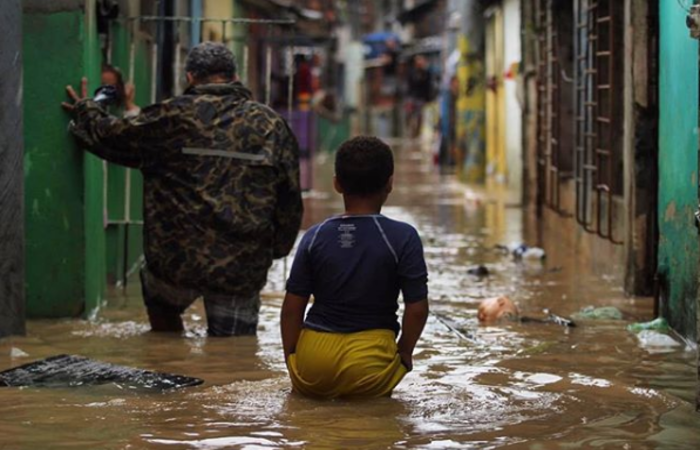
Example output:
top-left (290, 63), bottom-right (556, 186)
top-left (466, 265), bottom-right (490, 277)
top-left (496, 243), bottom-right (546, 261)
top-left (635, 330), bottom-right (681, 353)
top-left (627, 317), bottom-right (670, 333)
top-left (10, 347), bottom-right (29, 359)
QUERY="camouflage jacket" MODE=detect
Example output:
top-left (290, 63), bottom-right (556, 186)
top-left (70, 82), bottom-right (303, 295)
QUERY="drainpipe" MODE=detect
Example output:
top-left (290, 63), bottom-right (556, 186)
top-left (457, 0), bottom-right (486, 182)
top-left (191, 0), bottom-right (202, 47)
top-left (0, 0), bottom-right (25, 337)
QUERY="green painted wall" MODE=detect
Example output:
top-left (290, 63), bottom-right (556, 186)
top-left (23, 5), bottom-right (105, 318)
top-left (24, 11), bottom-right (88, 317)
top-left (658, 1), bottom-right (698, 340)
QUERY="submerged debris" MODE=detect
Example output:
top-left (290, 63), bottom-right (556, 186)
top-left (0, 354), bottom-right (203, 390)
top-left (635, 330), bottom-right (681, 353)
top-left (466, 265), bottom-right (490, 277)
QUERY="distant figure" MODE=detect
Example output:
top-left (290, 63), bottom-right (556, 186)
top-left (100, 64), bottom-right (140, 117)
top-left (406, 55), bottom-right (434, 137)
top-left (281, 136), bottom-right (430, 398)
top-left (63, 42), bottom-right (303, 337)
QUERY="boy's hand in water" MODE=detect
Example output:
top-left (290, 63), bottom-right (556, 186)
top-left (62, 77), bottom-right (88, 112)
top-left (399, 351), bottom-right (413, 372)
top-left (398, 299), bottom-right (429, 373)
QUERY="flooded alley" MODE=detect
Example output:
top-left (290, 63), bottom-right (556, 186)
top-left (1, 143), bottom-right (698, 449)
top-left (2, 0), bottom-right (700, 448)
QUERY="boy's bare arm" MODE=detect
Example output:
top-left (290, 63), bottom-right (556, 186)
top-left (280, 292), bottom-right (310, 362)
top-left (397, 299), bottom-right (429, 371)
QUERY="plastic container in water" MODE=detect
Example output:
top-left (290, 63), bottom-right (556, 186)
top-left (510, 243), bottom-right (546, 261)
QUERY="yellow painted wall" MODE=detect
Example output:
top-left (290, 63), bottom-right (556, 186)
top-left (485, 7), bottom-right (507, 184)
top-left (456, 36), bottom-right (486, 183)
top-left (203, 0), bottom-right (233, 43)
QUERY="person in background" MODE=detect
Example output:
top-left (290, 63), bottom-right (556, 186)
top-left (406, 55), bottom-right (434, 138)
top-left (281, 136), bottom-right (429, 399)
top-left (100, 64), bottom-right (140, 117)
top-left (63, 42), bottom-right (303, 337)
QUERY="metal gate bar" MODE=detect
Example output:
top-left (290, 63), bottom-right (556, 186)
top-left (593, 0), bottom-right (622, 243)
top-left (574, 0), bottom-right (595, 232)
top-left (548, 0), bottom-right (565, 214)
top-left (573, 0), bottom-right (621, 244)
top-left (536, 0), bottom-right (570, 216)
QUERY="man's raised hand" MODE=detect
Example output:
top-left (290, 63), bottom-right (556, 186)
top-left (62, 77), bottom-right (88, 112)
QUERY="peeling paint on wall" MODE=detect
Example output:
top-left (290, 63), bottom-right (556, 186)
top-left (658, 1), bottom-right (699, 341)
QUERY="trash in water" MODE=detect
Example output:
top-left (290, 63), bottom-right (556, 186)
top-left (519, 310), bottom-right (577, 328)
top-left (431, 312), bottom-right (478, 343)
top-left (544, 312), bottom-right (576, 328)
top-left (10, 347), bottom-right (29, 359)
top-left (571, 306), bottom-right (623, 321)
top-left (0, 354), bottom-right (203, 390)
top-left (635, 330), bottom-right (681, 353)
top-left (497, 243), bottom-right (546, 261)
top-left (466, 265), bottom-right (490, 277)
top-left (627, 317), bottom-right (670, 333)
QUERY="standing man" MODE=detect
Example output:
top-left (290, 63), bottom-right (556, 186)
top-left (63, 42), bottom-right (303, 336)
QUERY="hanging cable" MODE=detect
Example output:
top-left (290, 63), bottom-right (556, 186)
top-left (676, 0), bottom-right (692, 14)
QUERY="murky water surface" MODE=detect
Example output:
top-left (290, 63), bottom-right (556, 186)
top-left (1, 144), bottom-right (698, 449)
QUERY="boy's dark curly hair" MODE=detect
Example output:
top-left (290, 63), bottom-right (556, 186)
top-left (335, 136), bottom-right (394, 196)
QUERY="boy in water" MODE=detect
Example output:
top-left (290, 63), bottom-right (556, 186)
top-left (281, 136), bottom-right (429, 399)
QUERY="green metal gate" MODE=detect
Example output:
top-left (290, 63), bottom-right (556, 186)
top-left (658, 1), bottom-right (698, 341)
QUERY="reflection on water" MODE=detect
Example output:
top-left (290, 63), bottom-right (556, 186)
top-left (1, 144), bottom-right (698, 449)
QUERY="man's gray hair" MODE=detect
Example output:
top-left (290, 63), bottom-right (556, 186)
top-left (185, 42), bottom-right (237, 81)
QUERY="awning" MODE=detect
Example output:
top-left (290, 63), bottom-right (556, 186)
top-left (238, 0), bottom-right (323, 21)
top-left (400, 35), bottom-right (443, 59)
top-left (397, 0), bottom-right (439, 24)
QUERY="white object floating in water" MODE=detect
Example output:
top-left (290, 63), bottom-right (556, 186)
top-left (636, 330), bottom-right (681, 353)
top-left (507, 242), bottom-right (546, 260)
top-left (10, 347), bottom-right (29, 359)
top-left (521, 247), bottom-right (546, 260)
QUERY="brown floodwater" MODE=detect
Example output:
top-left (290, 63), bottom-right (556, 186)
top-left (1, 143), bottom-right (698, 449)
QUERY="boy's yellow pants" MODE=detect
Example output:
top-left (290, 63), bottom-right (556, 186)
top-left (286, 328), bottom-right (408, 399)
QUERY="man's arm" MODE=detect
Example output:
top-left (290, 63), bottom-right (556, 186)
top-left (397, 299), bottom-right (429, 371)
top-left (272, 122), bottom-right (304, 258)
top-left (280, 292), bottom-right (310, 362)
top-left (68, 100), bottom-right (171, 169)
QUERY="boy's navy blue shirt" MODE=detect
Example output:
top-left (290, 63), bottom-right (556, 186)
top-left (286, 214), bottom-right (428, 334)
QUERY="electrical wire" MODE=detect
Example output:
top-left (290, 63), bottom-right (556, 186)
top-left (676, 0), bottom-right (692, 14)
